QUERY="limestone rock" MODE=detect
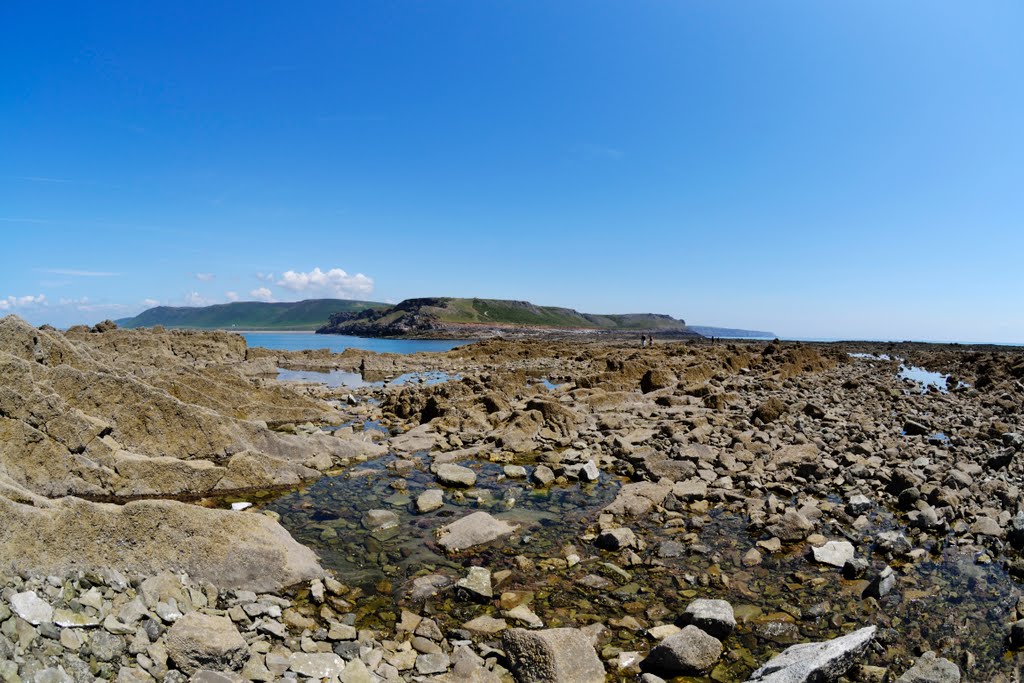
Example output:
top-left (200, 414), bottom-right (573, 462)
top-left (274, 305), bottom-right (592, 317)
top-left (643, 625), bottom-right (723, 676)
top-left (10, 591), bottom-right (54, 625)
top-left (436, 463), bottom-right (477, 487)
top-left (811, 541), bottom-right (855, 568)
top-left (165, 612), bottom-right (247, 675)
top-left (680, 599), bottom-right (736, 639)
top-left (417, 489), bottom-right (444, 513)
top-left (436, 511), bottom-right (518, 553)
top-left (896, 651), bottom-right (961, 682)
top-left (745, 625), bottom-right (876, 683)
top-left (503, 627), bottom-right (606, 683)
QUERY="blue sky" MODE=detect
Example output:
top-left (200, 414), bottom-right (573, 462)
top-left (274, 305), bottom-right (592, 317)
top-left (2, 2), bottom-right (1021, 341)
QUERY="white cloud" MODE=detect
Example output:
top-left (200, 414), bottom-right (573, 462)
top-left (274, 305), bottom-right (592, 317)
top-left (0, 294), bottom-right (47, 310)
top-left (143, 298), bottom-right (160, 307)
top-left (184, 291), bottom-right (212, 306)
top-left (275, 267), bottom-right (374, 299)
top-left (225, 291), bottom-right (239, 302)
top-left (194, 272), bottom-right (215, 282)
top-left (250, 287), bottom-right (275, 302)
top-left (256, 272), bottom-right (274, 282)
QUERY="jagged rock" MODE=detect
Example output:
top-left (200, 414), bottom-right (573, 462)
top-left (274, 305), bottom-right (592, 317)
top-left (896, 651), bottom-right (961, 682)
top-left (503, 627), bottom-right (606, 683)
top-left (436, 511), bottom-right (518, 552)
top-left (643, 625), bottom-right (723, 676)
top-left (10, 591), bottom-right (53, 625)
top-left (768, 508), bottom-right (815, 542)
top-left (745, 625), bottom-right (876, 682)
top-left (456, 567), bottom-right (493, 601)
top-left (680, 599), bottom-right (736, 639)
top-left (165, 612), bottom-right (247, 675)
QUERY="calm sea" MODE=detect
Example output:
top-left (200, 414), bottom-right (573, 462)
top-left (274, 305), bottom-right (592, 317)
top-left (241, 332), bottom-right (471, 355)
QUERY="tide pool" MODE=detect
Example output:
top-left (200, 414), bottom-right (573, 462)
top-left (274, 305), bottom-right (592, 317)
top-left (241, 332), bottom-right (471, 354)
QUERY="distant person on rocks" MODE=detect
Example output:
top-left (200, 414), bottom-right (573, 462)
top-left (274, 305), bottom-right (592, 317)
top-left (648, 334), bottom-right (654, 346)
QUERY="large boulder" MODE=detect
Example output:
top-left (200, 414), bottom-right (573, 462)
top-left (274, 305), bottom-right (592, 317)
top-left (745, 626), bottom-right (876, 683)
top-left (643, 625), bottom-right (723, 676)
top-left (165, 612), bottom-right (248, 675)
top-left (503, 627), bottom-right (605, 683)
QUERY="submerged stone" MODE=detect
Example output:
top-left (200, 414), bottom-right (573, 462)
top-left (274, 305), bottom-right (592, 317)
top-left (436, 511), bottom-right (518, 553)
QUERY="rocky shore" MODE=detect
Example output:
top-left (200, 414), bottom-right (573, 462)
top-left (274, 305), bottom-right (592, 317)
top-left (2, 315), bottom-right (1023, 682)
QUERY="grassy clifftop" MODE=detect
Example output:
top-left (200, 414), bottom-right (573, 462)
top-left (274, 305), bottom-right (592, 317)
top-left (116, 299), bottom-right (387, 330)
top-left (317, 297), bottom-right (693, 337)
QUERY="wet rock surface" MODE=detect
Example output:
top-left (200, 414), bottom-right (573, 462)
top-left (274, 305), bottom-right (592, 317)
top-left (3, 319), bottom-right (1024, 681)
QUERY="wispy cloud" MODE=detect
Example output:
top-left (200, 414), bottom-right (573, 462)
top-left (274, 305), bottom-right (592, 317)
top-left (225, 291), bottom-right (240, 302)
top-left (194, 272), bottom-right (215, 282)
top-left (37, 268), bottom-right (121, 277)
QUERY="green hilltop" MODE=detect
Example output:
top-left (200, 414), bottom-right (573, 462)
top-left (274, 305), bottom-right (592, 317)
top-left (115, 299), bottom-right (387, 331)
top-left (317, 297), bottom-right (693, 337)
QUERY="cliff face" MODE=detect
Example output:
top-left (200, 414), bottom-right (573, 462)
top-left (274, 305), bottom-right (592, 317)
top-left (317, 297), bottom-right (696, 338)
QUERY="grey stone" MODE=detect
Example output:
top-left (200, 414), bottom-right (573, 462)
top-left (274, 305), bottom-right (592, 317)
top-left (436, 511), bottom-right (518, 553)
top-left (864, 566), bottom-right (896, 599)
top-left (503, 465), bottom-right (528, 479)
top-left (896, 651), bottom-right (961, 682)
top-left (457, 566), bottom-right (493, 601)
top-left (415, 652), bottom-right (451, 675)
top-left (10, 591), bottom-right (54, 625)
top-left (811, 541), bottom-right (855, 568)
top-left (503, 627), bottom-right (606, 683)
top-left (532, 465), bottom-right (555, 487)
top-left (746, 625), bottom-right (876, 682)
top-left (596, 527), bottom-right (637, 551)
top-left (416, 489), bottom-right (444, 513)
top-left (339, 658), bottom-right (374, 683)
top-left (361, 509), bottom-right (399, 532)
top-left (846, 494), bottom-right (872, 515)
top-left (680, 599), bottom-right (736, 639)
top-left (89, 630), bottom-right (126, 662)
top-left (289, 652), bottom-right (345, 678)
top-left (165, 612), bottom-right (247, 675)
top-left (436, 463), bottom-right (477, 487)
top-left (768, 508), bottom-right (815, 542)
top-left (643, 625), bottom-right (723, 676)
